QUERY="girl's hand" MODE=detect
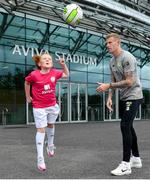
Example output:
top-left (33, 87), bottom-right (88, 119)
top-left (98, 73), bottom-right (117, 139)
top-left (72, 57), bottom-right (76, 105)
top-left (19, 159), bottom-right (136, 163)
top-left (26, 96), bottom-right (33, 103)
top-left (59, 58), bottom-right (65, 66)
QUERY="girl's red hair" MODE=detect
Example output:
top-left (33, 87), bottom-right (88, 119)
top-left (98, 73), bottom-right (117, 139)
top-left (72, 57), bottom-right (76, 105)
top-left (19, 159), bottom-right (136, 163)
top-left (32, 55), bottom-right (41, 69)
top-left (32, 53), bottom-right (51, 69)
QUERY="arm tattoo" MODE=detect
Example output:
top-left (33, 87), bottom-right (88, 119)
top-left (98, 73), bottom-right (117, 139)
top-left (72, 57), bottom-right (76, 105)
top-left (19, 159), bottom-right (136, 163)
top-left (110, 71), bottom-right (135, 89)
top-left (110, 80), bottom-right (129, 88)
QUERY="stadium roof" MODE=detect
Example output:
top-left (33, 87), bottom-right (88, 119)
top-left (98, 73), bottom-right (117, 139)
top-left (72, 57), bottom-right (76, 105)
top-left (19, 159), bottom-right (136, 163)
top-left (0, 0), bottom-right (150, 66)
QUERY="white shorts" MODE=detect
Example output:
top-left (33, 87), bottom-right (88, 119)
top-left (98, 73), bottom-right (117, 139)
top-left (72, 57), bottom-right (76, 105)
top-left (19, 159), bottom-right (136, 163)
top-left (33, 104), bottom-right (60, 128)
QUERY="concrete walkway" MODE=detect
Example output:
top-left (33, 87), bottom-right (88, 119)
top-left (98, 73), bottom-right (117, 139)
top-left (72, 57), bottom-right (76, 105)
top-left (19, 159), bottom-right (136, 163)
top-left (0, 120), bottom-right (149, 179)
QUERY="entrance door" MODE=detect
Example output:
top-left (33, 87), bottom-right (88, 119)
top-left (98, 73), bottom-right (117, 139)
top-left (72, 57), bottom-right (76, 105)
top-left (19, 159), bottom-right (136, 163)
top-left (88, 84), bottom-right (103, 121)
top-left (56, 82), bottom-right (69, 122)
top-left (0, 63), bottom-right (26, 125)
top-left (70, 83), bottom-right (87, 122)
top-left (26, 82), bottom-right (87, 124)
top-left (26, 102), bottom-right (34, 125)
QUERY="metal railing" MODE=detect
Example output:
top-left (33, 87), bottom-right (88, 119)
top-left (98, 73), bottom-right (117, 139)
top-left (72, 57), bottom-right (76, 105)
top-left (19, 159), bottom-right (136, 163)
top-left (1, 108), bottom-right (8, 126)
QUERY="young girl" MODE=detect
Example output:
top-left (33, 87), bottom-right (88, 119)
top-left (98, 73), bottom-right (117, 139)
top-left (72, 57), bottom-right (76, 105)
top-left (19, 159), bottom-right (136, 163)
top-left (25, 53), bottom-right (69, 171)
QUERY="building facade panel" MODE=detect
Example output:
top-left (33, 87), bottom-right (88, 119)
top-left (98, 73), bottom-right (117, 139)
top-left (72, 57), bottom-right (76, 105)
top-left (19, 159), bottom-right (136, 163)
top-left (0, 11), bottom-right (150, 125)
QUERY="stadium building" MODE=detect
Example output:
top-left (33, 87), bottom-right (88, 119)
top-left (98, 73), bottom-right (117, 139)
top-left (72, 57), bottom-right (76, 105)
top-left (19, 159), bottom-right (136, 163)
top-left (0, 0), bottom-right (150, 125)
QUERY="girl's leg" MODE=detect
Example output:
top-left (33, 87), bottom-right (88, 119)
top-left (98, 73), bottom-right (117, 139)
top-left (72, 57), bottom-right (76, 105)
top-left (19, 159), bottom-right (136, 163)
top-left (36, 128), bottom-right (46, 171)
top-left (36, 128), bottom-right (45, 160)
top-left (46, 124), bottom-right (55, 157)
top-left (33, 107), bottom-right (47, 171)
top-left (46, 124), bottom-right (55, 147)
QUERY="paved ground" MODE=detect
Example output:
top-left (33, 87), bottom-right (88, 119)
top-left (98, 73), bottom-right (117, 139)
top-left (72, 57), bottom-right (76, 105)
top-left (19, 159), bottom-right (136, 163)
top-left (0, 120), bottom-right (150, 179)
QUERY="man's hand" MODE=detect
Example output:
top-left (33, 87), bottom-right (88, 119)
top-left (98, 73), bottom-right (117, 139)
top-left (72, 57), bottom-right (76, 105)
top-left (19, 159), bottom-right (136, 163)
top-left (106, 98), bottom-right (113, 112)
top-left (96, 83), bottom-right (110, 92)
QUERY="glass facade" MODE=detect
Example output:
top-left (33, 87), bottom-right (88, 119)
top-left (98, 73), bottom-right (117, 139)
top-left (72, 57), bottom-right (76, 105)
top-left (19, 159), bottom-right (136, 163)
top-left (0, 11), bottom-right (150, 125)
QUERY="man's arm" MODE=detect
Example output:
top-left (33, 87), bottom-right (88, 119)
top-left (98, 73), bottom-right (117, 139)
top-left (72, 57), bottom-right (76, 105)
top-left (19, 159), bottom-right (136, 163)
top-left (110, 71), bottom-right (135, 89)
top-left (97, 71), bottom-right (135, 92)
top-left (106, 72), bottom-right (115, 112)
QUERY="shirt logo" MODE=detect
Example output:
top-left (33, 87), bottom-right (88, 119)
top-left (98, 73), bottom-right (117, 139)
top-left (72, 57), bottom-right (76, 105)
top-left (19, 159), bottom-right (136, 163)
top-left (42, 84), bottom-right (53, 94)
top-left (50, 77), bottom-right (55, 82)
top-left (125, 61), bottom-right (130, 66)
top-left (121, 169), bottom-right (127, 172)
top-left (117, 62), bottom-right (122, 68)
top-left (126, 101), bottom-right (132, 111)
top-left (44, 84), bottom-right (50, 91)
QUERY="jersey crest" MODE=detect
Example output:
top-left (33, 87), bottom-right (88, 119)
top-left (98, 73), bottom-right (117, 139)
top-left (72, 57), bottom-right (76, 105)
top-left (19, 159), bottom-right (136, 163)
top-left (50, 77), bottom-right (55, 82)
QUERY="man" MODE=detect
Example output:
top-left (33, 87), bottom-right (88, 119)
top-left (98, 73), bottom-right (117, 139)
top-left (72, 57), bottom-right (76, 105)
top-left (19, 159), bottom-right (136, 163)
top-left (96, 33), bottom-right (143, 176)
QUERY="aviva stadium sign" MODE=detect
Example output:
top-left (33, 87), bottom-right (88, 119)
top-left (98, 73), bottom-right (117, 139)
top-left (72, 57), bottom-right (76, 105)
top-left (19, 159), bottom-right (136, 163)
top-left (12, 44), bottom-right (97, 66)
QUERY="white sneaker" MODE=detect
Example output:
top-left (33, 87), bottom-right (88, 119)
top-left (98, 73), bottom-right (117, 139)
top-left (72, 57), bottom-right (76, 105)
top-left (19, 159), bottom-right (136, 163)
top-left (130, 156), bottom-right (142, 168)
top-left (111, 161), bottom-right (132, 176)
top-left (46, 144), bottom-right (56, 157)
top-left (37, 157), bottom-right (46, 172)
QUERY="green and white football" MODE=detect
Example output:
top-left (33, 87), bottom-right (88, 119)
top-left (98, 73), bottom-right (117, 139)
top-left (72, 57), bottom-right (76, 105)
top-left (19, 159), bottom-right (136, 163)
top-left (63, 3), bottom-right (83, 27)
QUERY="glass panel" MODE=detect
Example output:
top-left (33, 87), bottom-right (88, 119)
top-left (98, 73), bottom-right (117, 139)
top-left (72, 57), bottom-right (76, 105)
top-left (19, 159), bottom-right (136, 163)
top-left (79, 84), bottom-right (86, 121)
top-left (141, 64), bottom-right (150, 80)
top-left (0, 62), bottom-right (26, 125)
top-left (88, 84), bottom-right (103, 121)
top-left (70, 83), bottom-right (87, 121)
top-left (71, 84), bottom-right (78, 121)
top-left (70, 70), bottom-right (87, 83)
top-left (142, 89), bottom-right (150, 119)
top-left (69, 53), bottom-right (88, 72)
top-left (59, 83), bottom-right (68, 122)
top-left (50, 26), bottom-right (69, 49)
top-left (25, 18), bottom-right (49, 65)
top-left (88, 35), bottom-right (107, 73)
top-left (88, 72), bottom-right (103, 84)
top-left (104, 74), bottom-right (111, 84)
top-left (0, 13), bottom-right (26, 64)
top-left (141, 79), bottom-right (150, 89)
top-left (26, 65), bottom-right (35, 124)
top-left (50, 25), bottom-right (69, 68)
top-left (87, 59), bottom-right (103, 74)
top-left (28, 103), bottom-right (34, 124)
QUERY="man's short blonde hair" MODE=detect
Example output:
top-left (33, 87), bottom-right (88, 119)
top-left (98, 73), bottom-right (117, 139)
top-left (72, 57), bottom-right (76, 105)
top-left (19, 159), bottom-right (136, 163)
top-left (106, 33), bottom-right (121, 41)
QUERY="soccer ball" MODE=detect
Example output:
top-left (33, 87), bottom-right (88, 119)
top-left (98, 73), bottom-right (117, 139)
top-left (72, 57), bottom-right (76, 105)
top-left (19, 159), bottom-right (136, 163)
top-left (63, 3), bottom-right (83, 27)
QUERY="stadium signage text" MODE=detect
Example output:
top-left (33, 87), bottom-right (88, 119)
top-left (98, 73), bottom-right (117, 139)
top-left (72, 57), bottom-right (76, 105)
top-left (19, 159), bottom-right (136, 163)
top-left (12, 44), bottom-right (97, 66)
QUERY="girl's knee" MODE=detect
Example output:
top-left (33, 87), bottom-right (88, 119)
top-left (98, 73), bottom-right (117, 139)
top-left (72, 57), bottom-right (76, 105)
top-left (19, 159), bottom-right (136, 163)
top-left (37, 127), bottom-right (45, 133)
top-left (47, 123), bottom-right (54, 128)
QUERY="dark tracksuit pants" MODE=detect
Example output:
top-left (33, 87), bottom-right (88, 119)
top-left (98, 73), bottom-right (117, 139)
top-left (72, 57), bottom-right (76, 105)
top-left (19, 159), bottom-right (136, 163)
top-left (119, 99), bottom-right (143, 162)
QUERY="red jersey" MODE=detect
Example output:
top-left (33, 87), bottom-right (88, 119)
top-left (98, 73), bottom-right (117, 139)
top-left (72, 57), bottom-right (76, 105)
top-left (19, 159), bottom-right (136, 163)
top-left (25, 68), bottom-right (63, 108)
